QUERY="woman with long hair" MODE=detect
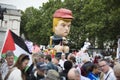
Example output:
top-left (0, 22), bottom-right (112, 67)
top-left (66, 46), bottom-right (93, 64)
top-left (5, 54), bottom-right (30, 80)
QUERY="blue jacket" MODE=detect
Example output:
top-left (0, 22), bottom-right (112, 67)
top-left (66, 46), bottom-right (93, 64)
top-left (87, 72), bottom-right (99, 80)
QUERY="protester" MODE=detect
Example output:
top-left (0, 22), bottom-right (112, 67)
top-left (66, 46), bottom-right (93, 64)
top-left (39, 53), bottom-right (45, 63)
top-left (67, 68), bottom-right (81, 80)
top-left (52, 57), bottom-right (62, 73)
top-left (87, 64), bottom-right (100, 80)
top-left (113, 63), bottom-right (120, 80)
top-left (45, 69), bottom-right (60, 80)
top-left (32, 43), bottom-right (41, 53)
top-left (93, 55), bottom-right (101, 64)
top-left (76, 63), bottom-right (90, 80)
top-left (60, 60), bottom-right (73, 80)
top-left (0, 50), bottom-right (14, 80)
top-left (44, 55), bottom-right (58, 71)
top-left (59, 53), bottom-right (67, 70)
top-left (28, 62), bottom-right (47, 80)
top-left (81, 61), bottom-right (93, 77)
top-left (26, 53), bottom-right (42, 77)
top-left (98, 59), bottom-right (116, 80)
top-left (4, 54), bottom-right (30, 80)
top-left (69, 55), bottom-right (77, 67)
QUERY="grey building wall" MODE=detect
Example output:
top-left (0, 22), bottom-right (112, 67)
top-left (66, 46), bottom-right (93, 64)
top-left (0, 31), bottom-right (6, 52)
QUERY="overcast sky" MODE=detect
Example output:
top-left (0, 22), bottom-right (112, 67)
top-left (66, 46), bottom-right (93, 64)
top-left (0, 0), bottom-right (49, 10)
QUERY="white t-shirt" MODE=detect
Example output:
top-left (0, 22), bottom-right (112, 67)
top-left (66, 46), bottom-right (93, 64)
top-left (7, 67), bottom-right (22, 80)
top-left (59, 59), bottom-right (67, 70)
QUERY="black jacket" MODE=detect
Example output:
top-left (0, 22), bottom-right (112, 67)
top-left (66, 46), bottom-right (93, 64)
top-left (27, 71), bottom-right (45, 80)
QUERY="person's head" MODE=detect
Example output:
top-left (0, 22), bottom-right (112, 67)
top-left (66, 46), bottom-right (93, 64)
top-left (44, 54), bottom-right (52, 63)
top-left (113, 63), bottom-right (120, 80)
top-left (14, 54), bottom-right (29, 70)
top-left (61, 53), bottom-right (66, 60)
top-left (32, 53), bottom-right (40, 64)
top-left (64, 60), bottom-right (73, 70)
top-left (98, 59), bottom-right (110, 73)
top-left (52, 57), bottom-right (59, 65)
top-left (69, 56), bottom-right (76, 64)
top-left (5, 50), bottom-right (14, 66)
top-left (68, 68), bottom-right (80, 80)
top-left (91, 64), bottom-right (100, 74)
top-left (53, 8), bottom-right (73, 37)
top-left (36, 62), bottom-right (47, 76)
top-left (46, 69), bottom-right (60, 80)
top-left (81, 61), bottom-right (93, 76)
top-left (39, 54), bottom-right (45, 62)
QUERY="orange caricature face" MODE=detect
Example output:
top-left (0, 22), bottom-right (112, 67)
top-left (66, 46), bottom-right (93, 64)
top-left (54, 19), bottom-right (71, 37)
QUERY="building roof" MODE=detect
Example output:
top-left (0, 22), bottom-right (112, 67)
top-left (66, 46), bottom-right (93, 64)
top-left (0, 3), bottom-right (21, 16)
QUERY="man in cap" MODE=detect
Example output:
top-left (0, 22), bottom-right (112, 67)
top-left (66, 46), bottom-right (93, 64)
top-left (29, 62), bottom-right (47, 80)
top-left (50, 8), bottom-right (73, 58)
top-left (0, 50), bottom-right (14, 80)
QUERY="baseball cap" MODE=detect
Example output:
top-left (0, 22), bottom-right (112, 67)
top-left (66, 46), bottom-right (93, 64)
top-left (36, 62), bottom-right (47, 70)
top-left (53, 8), bottom-right (73, 19)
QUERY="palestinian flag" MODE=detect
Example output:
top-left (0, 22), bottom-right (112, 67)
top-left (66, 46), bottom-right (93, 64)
top-left (0, 29), bottom-right (32, 65)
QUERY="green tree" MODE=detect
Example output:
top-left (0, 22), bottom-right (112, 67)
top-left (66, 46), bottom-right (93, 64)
top-left (20, 0), bottom-right (120, 50)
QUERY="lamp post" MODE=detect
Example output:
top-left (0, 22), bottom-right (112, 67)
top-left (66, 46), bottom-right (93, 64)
top-left (0, 6), bottom-right (6, 27)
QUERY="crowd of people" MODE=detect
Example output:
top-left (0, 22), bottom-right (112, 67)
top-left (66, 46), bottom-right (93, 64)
top-left (0, 50), bottom-right (120, 80)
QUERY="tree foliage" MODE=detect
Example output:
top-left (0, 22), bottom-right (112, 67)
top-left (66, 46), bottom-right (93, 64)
top-left (20, 0), bottom-right (120, 49)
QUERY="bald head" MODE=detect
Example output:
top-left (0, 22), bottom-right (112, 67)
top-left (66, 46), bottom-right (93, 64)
top-left (114, 63), bottom-right (120, 79)
top-left (68, 68), bottom-right (80, 80)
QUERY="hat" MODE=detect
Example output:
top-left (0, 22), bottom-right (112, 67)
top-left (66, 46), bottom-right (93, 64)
top-left (53, 8), bottom-right (73, 19)
top-left (36, 62), bottom-right (47, 70)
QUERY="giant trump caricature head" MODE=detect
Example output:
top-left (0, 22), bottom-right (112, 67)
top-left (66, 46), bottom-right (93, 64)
top-left (53, 8), bottom-right (73, 37)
